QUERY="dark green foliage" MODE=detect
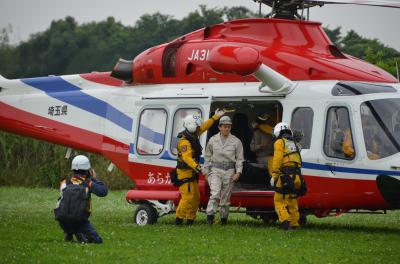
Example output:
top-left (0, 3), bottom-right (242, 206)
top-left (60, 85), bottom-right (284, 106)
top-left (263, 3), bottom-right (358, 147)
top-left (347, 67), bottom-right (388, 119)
top-left (0, 131), bottom-right (133, 189)
top-left (0, 6), bottom-right (399, 189)
top-left (324, 27), bottom-right (400, 76)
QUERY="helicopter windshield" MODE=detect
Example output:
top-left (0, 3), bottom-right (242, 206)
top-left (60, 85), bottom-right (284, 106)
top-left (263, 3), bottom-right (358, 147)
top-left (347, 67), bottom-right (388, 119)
top-left (360, 98), bottom-right (400, 160)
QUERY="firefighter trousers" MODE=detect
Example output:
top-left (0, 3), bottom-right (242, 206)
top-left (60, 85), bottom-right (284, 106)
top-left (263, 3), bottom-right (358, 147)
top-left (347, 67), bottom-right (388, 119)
top-left (274, 192), bottom-right (299, 228)
top-left (176, 180), bottom-right (200, 220)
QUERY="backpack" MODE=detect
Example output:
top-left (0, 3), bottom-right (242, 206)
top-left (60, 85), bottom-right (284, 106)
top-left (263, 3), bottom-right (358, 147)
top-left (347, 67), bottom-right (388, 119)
top-left (279, 173), bottom-right (307, 196)
top-left (279, 173), bottom-right (295, 194)
top-left (170, 169), bottom-right (180, 187)
top-left (170, 168), bottom-right (195, 187)
top-left (294, 174), bottom-right (307, 196)
top-left (54, 180), bottom-right (90, 223)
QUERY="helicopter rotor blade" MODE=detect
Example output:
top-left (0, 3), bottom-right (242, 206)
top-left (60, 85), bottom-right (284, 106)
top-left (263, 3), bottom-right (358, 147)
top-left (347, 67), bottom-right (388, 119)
top-left (256, 0), bottom-right (400, 9)
top-left (305, 0), bottom-right (400, 8)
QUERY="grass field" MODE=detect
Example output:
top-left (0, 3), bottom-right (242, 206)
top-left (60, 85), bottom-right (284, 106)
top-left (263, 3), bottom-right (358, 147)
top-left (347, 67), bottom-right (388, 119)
top-left (0, 187), bottom-right (399, 264)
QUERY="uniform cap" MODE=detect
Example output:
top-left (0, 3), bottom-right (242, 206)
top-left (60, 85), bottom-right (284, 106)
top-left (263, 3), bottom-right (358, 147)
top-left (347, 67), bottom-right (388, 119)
top-left (257, 113), bottom-right (271, 123)
top-left (219, 116), bottom-right (232, 125)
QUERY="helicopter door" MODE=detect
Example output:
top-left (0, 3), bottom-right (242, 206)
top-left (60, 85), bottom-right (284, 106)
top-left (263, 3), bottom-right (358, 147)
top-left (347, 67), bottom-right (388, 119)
top-left (207, 99), bottom-right (283, 191)
top-left (323, 106), bottom-right (356, 173)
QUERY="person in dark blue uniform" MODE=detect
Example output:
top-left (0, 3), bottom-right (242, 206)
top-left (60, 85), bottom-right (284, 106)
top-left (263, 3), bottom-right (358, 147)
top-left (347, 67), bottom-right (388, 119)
top-left (55, 155), bottom-right (108, 243)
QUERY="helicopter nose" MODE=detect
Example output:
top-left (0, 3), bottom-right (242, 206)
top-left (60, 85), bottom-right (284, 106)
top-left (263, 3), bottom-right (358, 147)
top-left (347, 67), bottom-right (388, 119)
top-left (207, 45), bottom-right (261, 76)
top-left (376, 175), bottom-right (400, 209)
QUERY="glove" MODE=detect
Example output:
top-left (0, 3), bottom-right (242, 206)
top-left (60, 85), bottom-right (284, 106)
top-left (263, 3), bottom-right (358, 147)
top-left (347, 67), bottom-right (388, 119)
top-left (270, 177), bottom-right (275, 188)
top-left (195, 165), bottom-right (202, 174)
top-left (214, 108), bottom-right (225, 118)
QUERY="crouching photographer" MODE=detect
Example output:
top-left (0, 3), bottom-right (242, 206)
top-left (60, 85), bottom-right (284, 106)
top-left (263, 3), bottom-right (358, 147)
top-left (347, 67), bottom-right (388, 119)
top-left (54, 155), bottom-right (108, 243)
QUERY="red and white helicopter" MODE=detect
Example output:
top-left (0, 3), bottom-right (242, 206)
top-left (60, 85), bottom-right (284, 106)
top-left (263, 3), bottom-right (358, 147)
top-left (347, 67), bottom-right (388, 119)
top-left (1, 0), bottom-right (400, 225)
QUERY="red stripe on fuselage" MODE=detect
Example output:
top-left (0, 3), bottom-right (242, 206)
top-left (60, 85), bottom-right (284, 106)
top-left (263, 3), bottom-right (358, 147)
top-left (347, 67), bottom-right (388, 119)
top-left (80, 72), bottom-right (124, 87)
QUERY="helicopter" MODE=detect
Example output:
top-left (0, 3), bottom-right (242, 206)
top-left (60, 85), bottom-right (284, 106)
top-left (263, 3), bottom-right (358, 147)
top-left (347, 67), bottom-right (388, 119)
top-left (1, 0), bottom-right (400, 226)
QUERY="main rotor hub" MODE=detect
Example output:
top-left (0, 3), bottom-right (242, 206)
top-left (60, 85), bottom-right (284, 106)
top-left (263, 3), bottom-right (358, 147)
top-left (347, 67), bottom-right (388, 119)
top-left (255, 0), bottom-right (324, 19)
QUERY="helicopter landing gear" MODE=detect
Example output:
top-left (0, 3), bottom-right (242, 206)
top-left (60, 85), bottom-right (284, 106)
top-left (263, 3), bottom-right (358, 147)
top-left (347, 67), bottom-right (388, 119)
top-left (133, 200), bottom-right (176, 225)
top-left (134, 204), bottom-right (158, 226)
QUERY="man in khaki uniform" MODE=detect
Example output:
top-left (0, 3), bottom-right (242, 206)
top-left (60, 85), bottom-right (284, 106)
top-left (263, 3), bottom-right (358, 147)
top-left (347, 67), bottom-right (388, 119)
top-left (204, 116), bottom-right (244, 225)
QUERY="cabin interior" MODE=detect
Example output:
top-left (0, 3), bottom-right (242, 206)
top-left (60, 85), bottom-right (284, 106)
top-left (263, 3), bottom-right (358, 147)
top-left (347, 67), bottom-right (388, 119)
top-left (208, 101), bottom-right (283, 191)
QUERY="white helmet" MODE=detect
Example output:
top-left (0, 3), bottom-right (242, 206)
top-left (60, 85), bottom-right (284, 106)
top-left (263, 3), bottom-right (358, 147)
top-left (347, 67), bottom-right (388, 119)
top-left (273, 122), bottom-right (291, 137)
top-left (71, 155), bottom-right (91, 170)
top-left (184, 114), bottom-right (202, 133)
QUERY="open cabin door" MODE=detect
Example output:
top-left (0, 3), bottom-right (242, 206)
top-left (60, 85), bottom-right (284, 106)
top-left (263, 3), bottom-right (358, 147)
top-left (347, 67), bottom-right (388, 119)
top-left (207, 97), bottom-right (283, 207)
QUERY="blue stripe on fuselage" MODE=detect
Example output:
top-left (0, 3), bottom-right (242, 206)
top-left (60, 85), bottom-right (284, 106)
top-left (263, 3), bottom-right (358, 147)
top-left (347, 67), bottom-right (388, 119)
top-left (129, 143), bottom-right (205, 163)
top-left (22, 76), bottom-right (133, 131)
top-left (302, 162), bottom-right (400, 177)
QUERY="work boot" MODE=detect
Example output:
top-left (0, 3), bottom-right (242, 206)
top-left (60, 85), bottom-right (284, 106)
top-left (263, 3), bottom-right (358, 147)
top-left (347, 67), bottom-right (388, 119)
top-left (221, 218), bottom-right (228, 226)
top-left (64, 233), bottom-right (73, 242)
top-left (187, 219), bottom-right (194, 226)
top-left (282, 220), bottom-right (292, 231)
top-left (175, 217), bottom-right (183, 226)
top-left (206, 215), bottom-right (214, 225)
top-left (75, 233), bottom-right (89, 244)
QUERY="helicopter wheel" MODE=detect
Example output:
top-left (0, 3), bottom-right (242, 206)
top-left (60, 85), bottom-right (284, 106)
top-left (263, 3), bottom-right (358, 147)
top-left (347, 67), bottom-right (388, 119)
top-left (134, 203), bottom-right (158, 226)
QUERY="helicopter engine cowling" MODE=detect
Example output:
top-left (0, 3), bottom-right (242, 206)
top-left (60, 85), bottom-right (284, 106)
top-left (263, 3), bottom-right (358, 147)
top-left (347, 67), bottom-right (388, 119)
top-left (207, 45), bottom-right (262, 76)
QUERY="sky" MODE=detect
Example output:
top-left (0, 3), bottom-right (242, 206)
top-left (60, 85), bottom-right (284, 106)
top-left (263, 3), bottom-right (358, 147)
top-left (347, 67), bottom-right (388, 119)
top-left (0, 0), bottom-right (399, 51)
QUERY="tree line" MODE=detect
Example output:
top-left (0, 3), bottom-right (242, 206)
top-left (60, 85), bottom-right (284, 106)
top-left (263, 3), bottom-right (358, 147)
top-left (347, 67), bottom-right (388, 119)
top-left (0, 6), bottom-right (399, 189)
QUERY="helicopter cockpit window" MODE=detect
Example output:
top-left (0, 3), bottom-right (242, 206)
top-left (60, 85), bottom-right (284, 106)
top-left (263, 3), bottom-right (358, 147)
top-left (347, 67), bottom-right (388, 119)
top-left (324, 107), bottom-right (355, 160)
top-left (136, 108), bottom-right (167, 155)
top-left (291, 107), bottom-right (313, 149)
top-left (360, 99), bottom-right (400, 160)
top-left (170, 108), bottom-right (202, 156)
top-left (332, 82), bottom-right (396, 96)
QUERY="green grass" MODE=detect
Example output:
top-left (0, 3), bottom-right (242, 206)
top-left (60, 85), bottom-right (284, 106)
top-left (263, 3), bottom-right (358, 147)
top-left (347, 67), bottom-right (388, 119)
top-left (0, 187), bottom-right (399, 264)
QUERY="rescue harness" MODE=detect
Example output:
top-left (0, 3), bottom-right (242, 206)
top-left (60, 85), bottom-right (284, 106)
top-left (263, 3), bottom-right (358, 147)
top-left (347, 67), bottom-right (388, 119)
top-left (273, 137), bottom-right (307, 197)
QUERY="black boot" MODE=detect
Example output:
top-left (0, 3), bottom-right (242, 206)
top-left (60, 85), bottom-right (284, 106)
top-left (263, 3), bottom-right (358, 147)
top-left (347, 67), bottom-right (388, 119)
top-left (64, 233), bottom-right (73, 242)
top-left (221, 218), bottom-right (228, 226)
top-left (206, 215), bottom-right (214, 225)
top-left (282, 220), bottom-right (292, 231)
top-left (75, 233), bottom-right (89, 244)
top-left (175, 217), bottom-right (183, 226)
top-left (187, 219), bottom-right (194, 226)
